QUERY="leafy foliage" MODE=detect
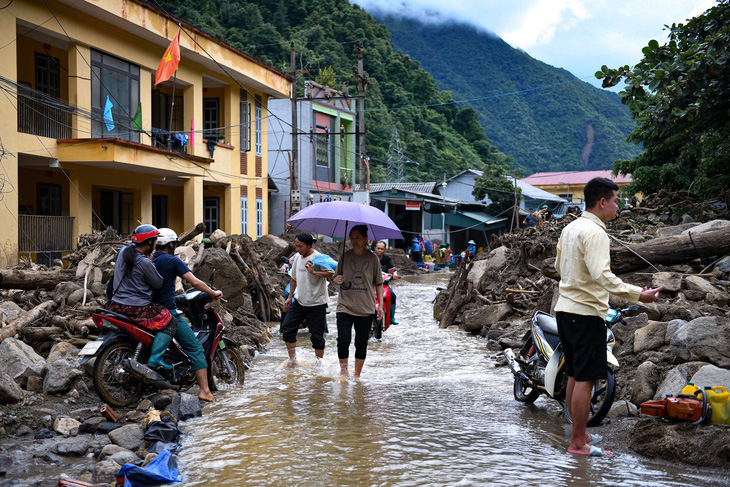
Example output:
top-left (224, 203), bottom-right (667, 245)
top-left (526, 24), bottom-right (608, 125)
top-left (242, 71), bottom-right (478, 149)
top-left (148, 0), bottom-right (511, 182)
top-left (379, 15), bottom-right (642, 175)
top-left (597, 0), bottom-right (730, 199)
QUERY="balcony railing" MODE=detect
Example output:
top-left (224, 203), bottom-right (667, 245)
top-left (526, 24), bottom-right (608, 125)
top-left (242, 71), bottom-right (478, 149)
top-left (18, 215), bottom-right (75, 254)
top-left (17, 91), bottom-right (74, 139)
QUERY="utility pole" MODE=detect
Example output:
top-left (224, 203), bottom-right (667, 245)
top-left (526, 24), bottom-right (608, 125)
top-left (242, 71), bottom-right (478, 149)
top-left (290, 42), bottom-right (300, 214)
top-left (353, 41), bottom-right (369, 198)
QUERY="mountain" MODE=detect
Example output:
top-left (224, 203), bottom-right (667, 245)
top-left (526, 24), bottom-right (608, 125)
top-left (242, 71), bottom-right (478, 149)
top-left (377, 15), bottom-right (642, 174)
top-left (149, 0), bottom-right (510, 182)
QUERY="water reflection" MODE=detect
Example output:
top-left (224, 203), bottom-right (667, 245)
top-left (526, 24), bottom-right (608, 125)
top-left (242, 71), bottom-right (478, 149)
top-left (178, 273), bottom-right (729, 486)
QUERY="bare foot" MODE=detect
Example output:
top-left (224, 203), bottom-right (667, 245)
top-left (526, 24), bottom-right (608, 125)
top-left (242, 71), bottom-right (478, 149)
top-left (286, 359), bottom-right (297, 368)
top-left (340, 366), bottom-right (348, 376)
top-left (198, 391), bottom-right (216, 402)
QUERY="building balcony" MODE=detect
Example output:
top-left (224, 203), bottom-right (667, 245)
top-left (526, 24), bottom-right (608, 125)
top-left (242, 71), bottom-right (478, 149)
top-left (17, 90), bottom-right (74, 140)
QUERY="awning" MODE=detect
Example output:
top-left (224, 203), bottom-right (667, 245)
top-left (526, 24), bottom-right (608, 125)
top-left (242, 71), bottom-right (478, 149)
top-left (445, 210), bottom-right (508, 231)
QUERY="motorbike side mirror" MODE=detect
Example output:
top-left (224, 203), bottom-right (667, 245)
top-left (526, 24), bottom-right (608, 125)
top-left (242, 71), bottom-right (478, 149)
top-left (627, 305), bottom-right (640, 312)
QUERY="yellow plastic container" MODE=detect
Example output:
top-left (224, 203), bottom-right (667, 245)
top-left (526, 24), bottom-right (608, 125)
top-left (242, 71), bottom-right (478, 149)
top-left (706, 386), bottom-right (730, 425)
top-left (681, 383), bottom-right (700, 396)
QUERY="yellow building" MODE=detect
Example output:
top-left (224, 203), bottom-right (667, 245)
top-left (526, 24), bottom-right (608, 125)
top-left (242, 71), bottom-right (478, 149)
top-left (0, 0), bottom-right (291, 268)
top-left (520, 170), bottom-right (633, 206)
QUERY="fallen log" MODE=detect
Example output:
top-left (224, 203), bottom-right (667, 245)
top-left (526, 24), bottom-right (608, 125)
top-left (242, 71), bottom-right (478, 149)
top-left (541, 227), bottom-right (730, 278)
top-left (51, 315), bottom-right (92, 336)
top-left (21, 326), bottom-right (64, 341)
top-left (0, 269), bottom-right (75, 290)
top-left (179, 222), bottom-right (206, 245)
top-left (439, 262), bottom-right (471, 328)
top-left (0, 301), bottom-right (57, 343)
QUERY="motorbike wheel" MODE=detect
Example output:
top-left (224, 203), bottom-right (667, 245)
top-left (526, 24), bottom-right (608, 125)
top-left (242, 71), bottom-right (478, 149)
top-left (563, 369), bottom-right (616, 427)
top-left (210, 347), bottom-right (245, 391)
top-left (513, 376), bottom-right (540, 403)
top-left (92, 342), bottom-right (147, 407)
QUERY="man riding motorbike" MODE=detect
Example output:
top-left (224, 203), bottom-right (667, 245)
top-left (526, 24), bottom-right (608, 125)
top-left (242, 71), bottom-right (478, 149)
top-left (153, 228), bottom-right (222, 402)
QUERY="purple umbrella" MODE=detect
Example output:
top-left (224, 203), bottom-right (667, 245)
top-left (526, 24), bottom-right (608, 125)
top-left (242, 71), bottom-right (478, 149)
top-left (286, 201), bottom-right (403, 240)
top-left (287, 201), bottom-right (403, 285)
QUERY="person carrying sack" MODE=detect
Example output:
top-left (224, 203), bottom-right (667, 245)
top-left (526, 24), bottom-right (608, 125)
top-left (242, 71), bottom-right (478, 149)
top-left (107, 224), bottom-right (174, 369)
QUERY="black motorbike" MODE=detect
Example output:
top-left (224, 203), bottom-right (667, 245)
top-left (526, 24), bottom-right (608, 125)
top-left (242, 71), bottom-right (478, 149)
top-left (79, 289), bottom-right (245, 407)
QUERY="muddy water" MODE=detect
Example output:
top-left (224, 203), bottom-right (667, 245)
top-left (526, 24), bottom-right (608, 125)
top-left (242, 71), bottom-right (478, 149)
top-left (178, 273), bottom-right (728, 486)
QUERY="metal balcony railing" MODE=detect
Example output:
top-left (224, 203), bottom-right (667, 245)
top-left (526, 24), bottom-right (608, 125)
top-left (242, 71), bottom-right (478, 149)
top-left (17, 92), bottom-right (74, 139)
top-left (18, 215), bottom-right (75, 254)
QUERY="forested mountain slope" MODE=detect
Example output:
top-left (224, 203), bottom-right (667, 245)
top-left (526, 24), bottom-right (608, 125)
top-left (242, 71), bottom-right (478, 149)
top-left (148, 0), bottom-right (510, 182)
top-left (379, 15), bottom-right (642, 173)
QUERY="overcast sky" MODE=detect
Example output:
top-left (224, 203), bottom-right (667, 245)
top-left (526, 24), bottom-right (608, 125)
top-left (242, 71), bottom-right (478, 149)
top-left (353, 0), bottom-right (717, 89)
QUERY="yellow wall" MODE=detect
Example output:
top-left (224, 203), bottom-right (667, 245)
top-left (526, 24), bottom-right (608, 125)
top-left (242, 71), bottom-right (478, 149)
top-left (18, 169), bottom-right (71, 215)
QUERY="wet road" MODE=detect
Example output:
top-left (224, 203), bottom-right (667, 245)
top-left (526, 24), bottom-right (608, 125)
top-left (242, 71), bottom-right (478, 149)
top-left (178, 273), bottom-right (729, 486)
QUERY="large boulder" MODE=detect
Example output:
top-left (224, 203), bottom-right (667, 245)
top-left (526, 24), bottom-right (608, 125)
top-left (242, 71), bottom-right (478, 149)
top-left (467, 260), bottom-right (489, 292)
top-left (0, 337), bottom-right (45, 386)
top-left (108, 424), bottom-right (145, 451)
top-left (652, 272), bottom-right (682, 293)
top-left (67, 288), bottom-right (95, 307)
top-left (0, 371), bottom-right (23, 404)
top-left (254, 234), bottom-right (293, 267)
top-left (193, 248), bottom-right (248, 310)
top-left (681, 219), bottom-right (730, 234)
top-left (631, 361), bottom-right (659, 404)
top-left (46, 341), bottom-right (81, 363)
top-left (654, 362), bottom-right (708, 400)
top-left (634, 321), bottom-right (668, 353)
top-left (689, 364), bottom-right (730, 390)
top-left (670, 317), bottom-right (730, 367)
top-left (655, 222), bottom-right (699, 238)
top-left (43, 358), bottom-right (83, 395)
top-left (685, 276), bottom-right (728, 304)
top-left (52, 281), bottom-right (82, 303)
top-left (0, 301), bottom-right (24, 323)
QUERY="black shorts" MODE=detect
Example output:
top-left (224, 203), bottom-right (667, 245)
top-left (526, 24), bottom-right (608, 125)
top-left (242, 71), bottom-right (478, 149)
top-left (556, 312), bottom-right (607, 382)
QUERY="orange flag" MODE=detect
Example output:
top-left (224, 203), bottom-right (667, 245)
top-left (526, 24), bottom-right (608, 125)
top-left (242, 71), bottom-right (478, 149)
top-left (154, 29), bottom-right (181, 86)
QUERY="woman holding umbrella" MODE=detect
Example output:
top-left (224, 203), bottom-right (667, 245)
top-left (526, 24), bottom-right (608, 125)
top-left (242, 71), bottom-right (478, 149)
top-left (333, 225), bottom-right (384, 377)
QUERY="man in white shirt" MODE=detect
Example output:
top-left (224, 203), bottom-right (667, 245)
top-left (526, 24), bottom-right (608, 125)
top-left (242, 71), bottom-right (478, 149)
top-left (281, 233), bottom-right (334, 366)
top-left (555, 177), bottom-right (662, 457)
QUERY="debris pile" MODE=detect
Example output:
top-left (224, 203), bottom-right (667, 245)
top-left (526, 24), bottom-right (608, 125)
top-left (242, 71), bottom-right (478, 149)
top-left (434, 192), bottom-right (730, 468)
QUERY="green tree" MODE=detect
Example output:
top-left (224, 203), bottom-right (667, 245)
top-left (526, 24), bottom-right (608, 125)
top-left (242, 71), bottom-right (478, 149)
top-left (472, 164), bottom-right (521, 215)
top-left (596, 0), bottom-right (730, 199)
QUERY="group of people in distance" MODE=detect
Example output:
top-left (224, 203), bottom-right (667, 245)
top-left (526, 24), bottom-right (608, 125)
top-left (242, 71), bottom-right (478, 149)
top-left (523, 204), bottom-right (554, 228)
top-left (280, 225), bottom-right (396, 377)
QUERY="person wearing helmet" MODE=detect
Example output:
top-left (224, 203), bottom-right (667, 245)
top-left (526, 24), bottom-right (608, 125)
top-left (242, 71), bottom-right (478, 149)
top-left (107, 224), bottom-right (174, 350)
top-left (467, 239), bottom-right (476, 261)
top-left (152, 228), bottom-right (221, 402)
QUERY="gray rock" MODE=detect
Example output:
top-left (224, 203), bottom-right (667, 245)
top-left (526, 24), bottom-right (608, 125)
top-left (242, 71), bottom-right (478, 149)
top-left (0, 337), bottom-right (46, 386)
top-left (652, 272), bottom-right (683, 293)
top-left (15, 425), bottom-right (31, 436)
top-left (607, 400), bottom-right (638, 417)
top-left (52, 281), bottom-right (82, 303)
top-left (462, 303), bottom-right (512, 333)
top-left (611, 312), bottom-right (648, 345)
top-left (109, 450), bottom-right (140, 466)
top-left (670, 316), bottom-right (730, 367)
top-left (665, 319), bottom-right (687, 345)
top-left (175, 245), bottom-right (196, 265)
top-left (35, 428), bottom-right (54, 439)
top-left (79, 416), bottom-right (106, 434)
top-left (100, 444), bottom-right (132, 460)
top-left (108, 424), bottom-right (145, 451)
top-left (635, 302), bottom-right (662, 321)
top-left (715, 255), bottom-right (730, 273)
top-left (0, 301), bottom-right (24, 323)
top-left (467, 260), bottom-right (488, 292)
top-left (46, 341), bottom-right (81, 363)
top-left (685, 275), bottom-right (726, 296)
top-left (681, 219), bottom-right (730, 235)
top-left (43, 358), bottom-right (83, 395)
top-left (632, 361), bottom-right (659, 404)
top-left (654, 362), bottom-right (708, 400)
top-left (655, 222), bottom-right (699, 238)
top-left (93, 459), bottom-right (122, 484)
top-left (634, 321), bottom-right (668, 353)
top-left (26, 375), bottom-right (44, 393)
top-left (0, 371), bottom-right (23, 404)
top-left (97, 422), bottom-right (123, 434)
top-left (484, 246), bottom-right (509, 273)
top-left (179, 392), bottom-right (202, 420)
top-left (689, 364), bottom-right (730, 390)
top-left (209, 228), bottom-right (228, 243)
top-left (55, 438), bottom-right (89, 456)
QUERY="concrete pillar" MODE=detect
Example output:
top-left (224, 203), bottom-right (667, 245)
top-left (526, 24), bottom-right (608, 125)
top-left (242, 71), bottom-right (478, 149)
top-left (68, 43), bottom-right (91, 138)
top-left (183, 78), bottom-right (202, 157)
top-left (183, 176), bottom-right (203, 233)
top-left (224, 181), bottom-right (238, 235)
top-left (140, 178), bottom-right (153, 224)
top-left (68, 168), bottom-right (93, 237)
top-left (0, 15), bottom-right (18, 267)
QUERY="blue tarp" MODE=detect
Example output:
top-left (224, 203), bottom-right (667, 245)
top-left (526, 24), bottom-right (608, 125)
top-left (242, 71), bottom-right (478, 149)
top-left (117, 449), bottom-right (182, 487)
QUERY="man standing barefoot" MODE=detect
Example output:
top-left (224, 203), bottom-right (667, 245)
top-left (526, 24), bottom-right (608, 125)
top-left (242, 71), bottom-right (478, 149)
top-left (555, 177), bottom-right (662, 457)
top-left (280, 233), bottom-right (334, 366)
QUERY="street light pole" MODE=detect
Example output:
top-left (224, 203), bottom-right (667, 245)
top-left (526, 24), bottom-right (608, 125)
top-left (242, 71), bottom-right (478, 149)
top-left (441, 172), bottom-right (447, 245)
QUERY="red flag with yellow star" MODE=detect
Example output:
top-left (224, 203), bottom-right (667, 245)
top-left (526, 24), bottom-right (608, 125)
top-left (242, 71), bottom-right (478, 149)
top-left (154, 29), bottom-right (181, 86)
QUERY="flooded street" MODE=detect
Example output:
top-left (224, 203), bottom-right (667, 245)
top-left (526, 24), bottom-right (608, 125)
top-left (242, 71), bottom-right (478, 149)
top-left (178, 273), bottom-right (728, 486)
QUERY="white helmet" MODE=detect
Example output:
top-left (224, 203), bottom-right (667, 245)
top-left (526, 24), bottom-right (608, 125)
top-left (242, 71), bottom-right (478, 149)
top-left (157, 228), bottom-right (180, 247)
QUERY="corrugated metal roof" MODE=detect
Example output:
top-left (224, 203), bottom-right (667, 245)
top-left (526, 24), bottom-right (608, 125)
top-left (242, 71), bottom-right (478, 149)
top-left (521, 170), bottom-right (632, 186)
top-left (355, 182), bottom-right (437, 193)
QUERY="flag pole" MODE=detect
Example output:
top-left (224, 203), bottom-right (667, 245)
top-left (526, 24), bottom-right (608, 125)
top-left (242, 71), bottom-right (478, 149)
top-left (168, 71), bottom-right (177, 150)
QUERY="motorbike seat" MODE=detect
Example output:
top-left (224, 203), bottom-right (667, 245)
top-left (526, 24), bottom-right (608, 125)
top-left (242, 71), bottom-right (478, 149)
top-left (96, 309), bottom-right (139, 326)
top-left (535, 312), bottom-right (559, 336)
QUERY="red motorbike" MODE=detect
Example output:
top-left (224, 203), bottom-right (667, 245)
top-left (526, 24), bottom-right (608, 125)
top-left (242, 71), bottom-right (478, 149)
top-left (370, 273), bottom-right (393, 339)
top-left (79, 288), bottom-right (245, 407)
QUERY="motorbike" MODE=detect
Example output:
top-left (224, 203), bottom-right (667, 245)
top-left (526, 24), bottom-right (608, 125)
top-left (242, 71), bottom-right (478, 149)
top-left (79, 288), bottom-right (245, 407)
top-left (370, 272), bottom-right (393, 340)
top-left (502, 305), bottom-right (639, 426)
